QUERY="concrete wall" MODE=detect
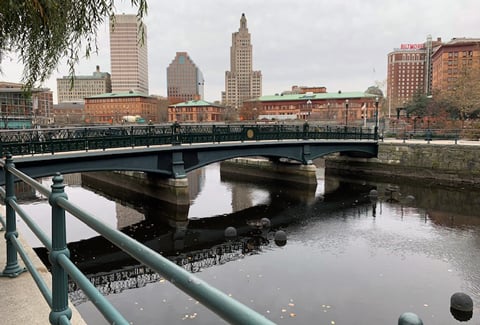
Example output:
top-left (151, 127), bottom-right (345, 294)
top-left (325, 143), bottom-right (480, 188)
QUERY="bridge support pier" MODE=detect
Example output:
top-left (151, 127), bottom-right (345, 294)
top-left (220, 158), bottom-right (318, 188)
top-left (81, 171), bottom-right (190, 224)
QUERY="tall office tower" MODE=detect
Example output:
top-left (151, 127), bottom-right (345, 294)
top-left (110, 14), bottom-right (149, 94)
top-left (167, 52), bottom-right (205, 104)
top-left (57, 66), bottom-right (111, 103)
top-left (386, 36), bottom-right (442, 118)
top-left (222, 13), bottom-right (262, 109)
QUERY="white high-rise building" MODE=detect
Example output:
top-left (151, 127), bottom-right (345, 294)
top-left (222, 13), bottom-right (262, 109)
top-left (110, 14), bottom-right (149, 94)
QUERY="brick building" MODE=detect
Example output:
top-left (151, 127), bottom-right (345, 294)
top-left (282, 86), bottom-right (327, 95)
top-left (85, 91), bottom-right (159, 124)
top-left (168, 99), bottom-right (225, 122)
top-left (386, 36), bottom-right (443, 118)
top-left (431, 38), bottom-right (480, 92)
top-left (0, 81), bottom-right (53, 128)
top-left (242, 91), bottom-right (380, 125)
top-left (53, 101), bottom-right (85, 125)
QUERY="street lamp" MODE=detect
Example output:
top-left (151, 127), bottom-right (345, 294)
top-left (375, 97), bottom-right (379, 139)
top-left (306, 100), bottom-right (312, 121)
top-left (345, 99), bottom-right (349, 126)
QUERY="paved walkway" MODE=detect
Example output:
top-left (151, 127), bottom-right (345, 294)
top-left (0, 207), bottom-right (86, 324)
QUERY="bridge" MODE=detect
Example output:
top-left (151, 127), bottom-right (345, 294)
top-left (0, 123), bottom-right (378, 185)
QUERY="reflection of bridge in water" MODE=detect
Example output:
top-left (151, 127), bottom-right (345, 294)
top-left (33, 177), bottom-right (374, 304)
top-left (68, 240), bottom-right (253, 306)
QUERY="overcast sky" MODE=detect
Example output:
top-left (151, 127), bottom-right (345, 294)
top-left (1, 0), bottom-right (479, 103)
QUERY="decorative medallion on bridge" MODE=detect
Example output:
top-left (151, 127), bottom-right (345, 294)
top-left (246, 129), bottom-right (255, 139)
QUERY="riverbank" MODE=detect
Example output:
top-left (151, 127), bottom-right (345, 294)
top-left (325, 139), bottom-right (480, 188)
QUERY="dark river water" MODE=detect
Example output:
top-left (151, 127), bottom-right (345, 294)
top-left (17, 163), bottom-right (480, 325)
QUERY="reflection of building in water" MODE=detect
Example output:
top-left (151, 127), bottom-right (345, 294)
top-left (14, 181), bottom-right (37, 201)
top-left (187, 168), bottom-right (204, 203)
top-left (15, 174), bottom-right (82, 202)
top-left (116, 203), bottom-right (145, 229)
top-left (231, 183), bottom-right (254, 212)
top-left (62, 173), bottom-right (82, 186)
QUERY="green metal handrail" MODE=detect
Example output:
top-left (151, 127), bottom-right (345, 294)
top-left (0, 154), bottom-right (276, 325)
top-left (0, 123), bottom-right (377, 156)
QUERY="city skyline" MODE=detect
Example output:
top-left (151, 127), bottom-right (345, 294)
top-left (0, 0), bottom-right (478, 103)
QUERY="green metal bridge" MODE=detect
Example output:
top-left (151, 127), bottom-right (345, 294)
top-left (0, 123), bottom-right (378, 185)
top-left (0, 122), bottom-right (378, 156)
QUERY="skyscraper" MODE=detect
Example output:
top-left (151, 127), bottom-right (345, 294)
top-left (222, 13), bottom-right (262, 109)
top-left (167, 52), bottom-right (204, 104)
top-left (109, 14), bottom-right (149, 94)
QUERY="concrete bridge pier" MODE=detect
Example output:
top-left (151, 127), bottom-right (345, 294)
top-left (220, 158), bottom-right (318, 188)
top-left (81, 171), bottom-right (190, 224)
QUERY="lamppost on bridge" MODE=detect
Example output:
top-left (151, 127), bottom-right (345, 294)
top-left (375, 97), bottom-right (379, 139)
top-left (306, 100), bottom-right (312, 121)
top-left (345, 99), bottom-right (349, 126)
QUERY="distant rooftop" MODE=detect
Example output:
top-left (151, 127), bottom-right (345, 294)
top-left (254, 92), bottom-right (378, 102)
top-left (0, 81), bottom-right (50, 93)
top-left (59, 66), bottom-right (110, 80)
top-left (170, 99), bottom-right (221, 107)
top-left (447, 37), bottom-right (480, 44)
top-left (86, 91), bottom-right (150, 99)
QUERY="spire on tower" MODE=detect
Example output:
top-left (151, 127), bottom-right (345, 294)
top-left (240, 13), bottom-right (247, 29)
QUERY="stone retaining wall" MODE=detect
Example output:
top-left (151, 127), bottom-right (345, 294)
top-left (325, 143), bottom-right (480, 187)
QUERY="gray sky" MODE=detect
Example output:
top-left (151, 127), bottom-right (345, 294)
top-left (1, 0), bottom-right (479, 103)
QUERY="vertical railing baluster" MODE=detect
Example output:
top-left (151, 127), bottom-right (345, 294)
top-left (48, 173), bottom-right (72, 325)
top-left (0, 153), bottom-right (27, 277)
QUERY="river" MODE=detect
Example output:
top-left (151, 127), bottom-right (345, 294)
top-left (17, 163), bottom-right (480, 324)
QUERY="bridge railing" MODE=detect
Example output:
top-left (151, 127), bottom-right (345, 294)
top-left (0, 154), bottom-right (275, 325)
top-left (0, 123), bottom-right (377, 156)
top-left (383, 128), bottom-right (462, 143)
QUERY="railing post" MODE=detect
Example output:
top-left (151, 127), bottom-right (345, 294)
top-left (1, 153), bottom-right (27, 277)
top-left (130, 126), bottom-right (135, 148)
top-left (172, 122), bottom-right (181, 145)
top-left (212, 124), bottom-right (216, 143)
top-left (48, 173), bottom-right (72, 324)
